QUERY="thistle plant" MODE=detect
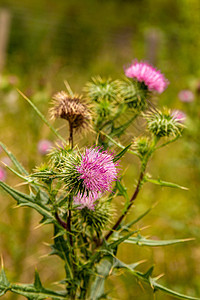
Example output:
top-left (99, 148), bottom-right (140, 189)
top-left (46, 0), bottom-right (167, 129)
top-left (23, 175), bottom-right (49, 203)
top-left (0, 60), bottom-right (198, 300)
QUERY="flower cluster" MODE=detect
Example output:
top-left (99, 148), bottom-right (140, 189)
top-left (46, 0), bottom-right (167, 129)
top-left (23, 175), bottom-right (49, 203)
top-left (125, 60), bottom-right (168, 93)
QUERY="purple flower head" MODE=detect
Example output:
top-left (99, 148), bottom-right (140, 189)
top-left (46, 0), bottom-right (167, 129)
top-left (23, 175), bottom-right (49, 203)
top-left (0, 167), bottom-right (6, 181)
top-left (37, 139), bottom-right (53, 155)
top-left (76, 148), bottom-right (118, 193)
top-left (171, 109), bottom-right (186, 123)
top-left (125, 60), bottom-right (168, 93)
top-left (178, 90), bottom-right (194, 103)
top-left (73, 191), bottom-right (100, 210)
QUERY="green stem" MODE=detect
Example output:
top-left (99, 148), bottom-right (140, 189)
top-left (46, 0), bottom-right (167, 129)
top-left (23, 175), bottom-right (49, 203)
top-left (69, 123), bottom-right (74, 149)
top-left (103, 136), bottom-right (159, 242)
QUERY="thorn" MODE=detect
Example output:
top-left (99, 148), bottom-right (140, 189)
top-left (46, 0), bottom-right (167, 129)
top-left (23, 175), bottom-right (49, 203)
top-left (154, 273), bottom-right (165, 281)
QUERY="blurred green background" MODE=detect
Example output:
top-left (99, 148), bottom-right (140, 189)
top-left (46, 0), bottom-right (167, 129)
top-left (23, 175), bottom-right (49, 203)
top-left (0, 0), bottom-right (200, 299)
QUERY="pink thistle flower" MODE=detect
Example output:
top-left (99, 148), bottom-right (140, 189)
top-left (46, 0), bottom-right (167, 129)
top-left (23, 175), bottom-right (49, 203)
top-left (37, 139), bottom-right (53, 155)
top-left (171, 109), bottom-right (186, 123)
top-left (73, 191), bottom-right (100, 210)
top-left (76, 148), bottom-right (118, 193)
top-left (125, 60), bottom-right (168, 93)
top-left (0, 167), bottom-right (6, 181)
top-left (178, 90), bottom-right (194, 103)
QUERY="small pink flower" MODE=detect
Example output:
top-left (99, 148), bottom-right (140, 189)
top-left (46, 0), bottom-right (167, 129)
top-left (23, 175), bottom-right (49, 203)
top-left (0, 167), bottom-right (6, 181)
top-left (1, 157), bottom-right (12, 166)
top-left (171, 110), bottom-right (186, 123)
top-left (178, 90), bottom-right (194, 103)
top-left (73, 191), bottom-right (100, 210)
top-left (125, 60), bottom-right (168, 93)
top-left (37, 139), bottom-right (53, 155)
top-left (76, 148), bottom-right (118, 193)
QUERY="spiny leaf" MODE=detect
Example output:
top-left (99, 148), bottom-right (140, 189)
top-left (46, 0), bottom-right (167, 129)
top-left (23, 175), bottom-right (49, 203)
top-left (115, 180), bottom-right (129, 201)
top-left (113, 257), bottom-right (145, 271)
top-left (10, 283), bottom-right (67, 300)
top-left (51, 225), bottom-right (73, 280)
top-left (152, 281), bottom-right (200, 300)
top-left (110, 115), bottom-right (137, 138)
top-left (113, 143), bottom-right (132, 162)
top-left (0, 142), bottom-right (28, 175)
top-left (108, 229), bottom-right (138, 249)
top-left (0, 269), bottom-right (10, 296)
top-left (134, 270), bottom-right (200, 300)
top-left (0, 181), bottom-right (55, 222)
top-left (121, 206), bottom-right (154, 232)
top-left (124, 235), bottom-right (194, 247)
top-left (17, 89), bottom-right (66, 144)
top-left (143, 266), bottom-right (154, 279)
top-left (89, 258), bottom-right (113, 300)
top-left (34, 270), bottom-right (43, 290)
top-left (145, 177), bottom-right (188, 190)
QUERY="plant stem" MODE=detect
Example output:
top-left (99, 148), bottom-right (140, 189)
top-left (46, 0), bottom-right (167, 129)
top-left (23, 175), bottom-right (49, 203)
top-left (67, 195), bottom-right (73, 249)
top-left (104, 169), bottom-right (145, 241)
top-left (103, 136), bottom-right (159, 242)
top-left (69, 122), bottom-right (74, 149)
top-left (55, 211), bottom-right (67, 229)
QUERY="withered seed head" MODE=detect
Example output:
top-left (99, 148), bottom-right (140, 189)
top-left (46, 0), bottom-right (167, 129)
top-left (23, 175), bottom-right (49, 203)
top-left (50, 91), bottom-right (91, 130)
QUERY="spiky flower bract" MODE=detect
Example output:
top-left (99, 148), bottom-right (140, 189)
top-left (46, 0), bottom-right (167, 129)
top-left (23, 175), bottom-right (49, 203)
top-left (73, 191), bottom-right (100, 210)
top-left (76, 148), bottom-right (118, 193)
top-left (75, 198), bottom-right (113, 232)
top-left (84, 76), bottom-right (118, 103)
top-left (50, 91), bottom-right (91, 130)
top-left (145, 109), bottom-right (184, 137)
top-left (125, 60), bottom-right (168, 94)
top-left (132, 136), bottom-right (151, 158)
top-left (171, 110), bottom-right (186, 123)
top-left (117, 78), bottom-right (148, 111)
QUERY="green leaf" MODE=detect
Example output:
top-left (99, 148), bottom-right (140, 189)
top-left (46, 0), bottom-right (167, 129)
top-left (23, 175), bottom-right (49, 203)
top-left (0, 181), bottom-right (55, 223)
top-left (152, 282), bottom-right (200, 300)
top-left (0, 142), bottom-right (28, 175)
top-left (0, 269), bottom-right (10, 296)
top-left (51, 225), bottom-right (73, 280)
top-left (145, 177), bottom-right (188, 190)
top-left (134, 270), bottom-right (200, 300)
top-left (0, 268), bottom-right (67, 299)
top-left (122, 234), bottom-right (194, 247)
top-left (113, 257), bottom-right (145, 271)
top-left (113, 262), bottom-right (200, 300)
top-left (110, 115), bottom-right (137, 138)
top-left (109, 229), bottom-right (138, 249)
top-left (115, 180), bottom-right (129, 201)
top-left (34, 271), bottom-right (43, 290)
top-left (89, 258), bottom-right (113, 300)
top-left (17, 89), bottom-right (66, 144)
top-left (113, 143), bottom-right (132, 162)
top-left (121, 206), bottom-right (154, 232)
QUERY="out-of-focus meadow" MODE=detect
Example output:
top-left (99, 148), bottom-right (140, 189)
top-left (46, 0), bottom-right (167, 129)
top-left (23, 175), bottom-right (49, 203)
top-left (0, 0), bottom-right (200, 299)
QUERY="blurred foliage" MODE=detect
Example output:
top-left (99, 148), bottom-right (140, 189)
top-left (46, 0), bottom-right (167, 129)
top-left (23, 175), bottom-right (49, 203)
top-left (0, 0), bottom-right (200, 299)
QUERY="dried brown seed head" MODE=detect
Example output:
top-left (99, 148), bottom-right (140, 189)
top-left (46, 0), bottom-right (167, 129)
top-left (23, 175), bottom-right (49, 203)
top-left (50, 91), bottom-right (91, 130)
